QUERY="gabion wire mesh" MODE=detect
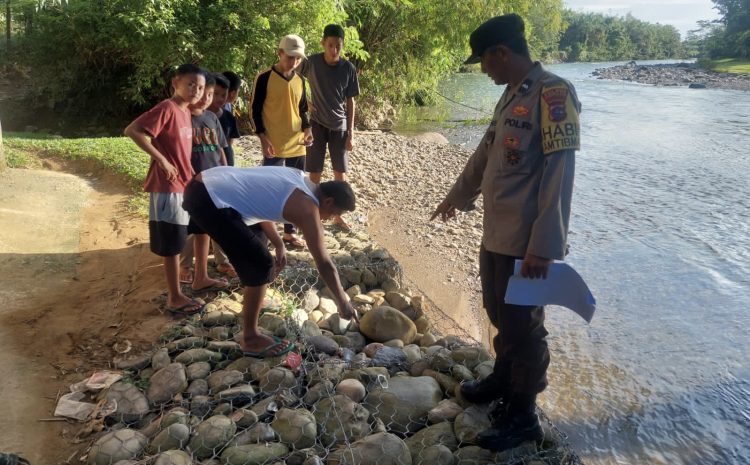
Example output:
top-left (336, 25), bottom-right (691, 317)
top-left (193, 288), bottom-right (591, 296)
top-left (70, 226), bottom-right (583, 465)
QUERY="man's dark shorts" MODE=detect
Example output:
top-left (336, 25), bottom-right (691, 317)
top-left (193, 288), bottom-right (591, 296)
top-left (306, 120), bottom-right (348, 173)
top-left (182, 180), bottom-right (274, 287)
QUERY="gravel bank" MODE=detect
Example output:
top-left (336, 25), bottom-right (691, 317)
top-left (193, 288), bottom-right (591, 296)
top-left (592, 61), bottom-right (750, 91)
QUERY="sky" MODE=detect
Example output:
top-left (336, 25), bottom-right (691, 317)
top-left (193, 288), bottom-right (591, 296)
top-left (564, 0), bottom-right (721, 38)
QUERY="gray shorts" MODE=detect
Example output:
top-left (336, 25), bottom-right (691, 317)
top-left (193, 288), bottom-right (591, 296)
top-left (305, 120), bottom-right (348, 173)
top-left (148, 192), bottom-right (189, 257)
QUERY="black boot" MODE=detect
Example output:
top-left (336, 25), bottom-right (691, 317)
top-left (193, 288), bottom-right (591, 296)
top-left (477, 411), bottom-right (544, 451)
top-left (460, 375), bottom-right (506, 404)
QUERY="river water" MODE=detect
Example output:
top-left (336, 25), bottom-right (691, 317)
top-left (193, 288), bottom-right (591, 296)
top-left (395, 61), bottom-right (750, 465)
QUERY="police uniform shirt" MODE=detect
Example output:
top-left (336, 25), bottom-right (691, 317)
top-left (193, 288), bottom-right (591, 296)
top-left (446, 62), bottom-right (581, 260)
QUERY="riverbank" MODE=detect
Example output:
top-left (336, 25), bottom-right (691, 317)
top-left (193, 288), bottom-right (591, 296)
top-left (592, 61), bottom-right (750, 90)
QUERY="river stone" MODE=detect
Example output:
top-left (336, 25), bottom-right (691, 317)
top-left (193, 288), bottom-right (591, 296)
top-left (302, 379), bottom-right (334, 406)
top-left (187, 379), bottom-right (209, 397)
top-left (309, 310), bottom-right (324, 323)
top-left (343, 268), bottom-right (363, 285)
top-left (430, 348), bottom-right (456, 372)
top-left (308, 362), bottom-right (345, 386)
top-left (259, 367), bottom-right (297, 393)
top-left (153, 450), bottom-right (191, 465)
top-left (207, 369), bottom-right (243, 393)
top-left (428, 399), bottom-right (464, 424)
top-left (217, 385), bottom-right (256, 403)
top-left (175, 348), bottom-right (222, 365)
top-left (206, 326), bottom-right (230, 341)
top-left (423, 369), bottom-right (459, 395)
top-left (381, 277), bottom-right (399, 292)
top-left (151, 348), bottom-right (171, 371)
top-left (207, 340), bottom-right (241, 354)
top-left (105, 382), bottom-right (150, 424)
top-left (202, 310), bottom-right (237, 327)
top-left (435, 336), bottom-right (467, 349)
top-left (301, 320), bottom-right (323, 338)
top-left (188, 415), bottom-right (237, 459)
top-left (230, 408), bottom-right (258, 428)
top-left (335, 379), bottom-right (366, 402)
top-left (147, 423), bottom-right (190, 454)
top-left (187, 362), bottom-right (212, 380)
top-left (318, 297), bottom-right (337, 316)
top-left (303, 289), bottom-right (320, 312)
top-left (403, 344), bottom-right (422, 364)
top-left (353, 294), bottom-right (375, 305)
top-left (364, 375), bottom-right (442, 434)
top-left (414, 316), bottom-right (431, 334)
top-left (454, 405), bottom-right (492, 444)
top-left (162, 409), bottom-right (190, 428)
top-left (420, 333), bottom-right (439, 347)
top-left (220, 443), bottom-right (289, 465)
top-left (327, 314), bottom-right (351, 335)
top-left (473, 360), bottom-right (494, 381)
top-left (363, 342), bottom-right (384, 358)
top-left (212, 403), bottom-right (233, 416)
top-left (410, 359), bottom-right (430, 377)
top-left (453, 446), bottom-right (494, 465)
top-left (346, 284), bottom-right (362, 299)
top-left (451, 347), bottom-right (491, 371)
top-left (344, 331), bottom-right (366, 352)
top-left (359, 306), bottom-right (417, 344)
top-left (259, 313), bottom-right (286, 333)
top-left (385, 292), bottom-right (411, 311)
top-left (415, 445), bottom-right (455, 465)
top-left (313, 394), bottom-right (372, 446)
top-left (371, 346), bottom-right (408, 373)
top-left (166, 336), bottom-right (206, 352)
top-left (342, 367), bottom-right (389, 388)
top-left (226, 357), bottom-right (270, 382)
top-left (147, 363), bottom-right (188, 405)
top-left (451, 364), bottom-right (474, 383)
top-left (404, 421), bottom-right (458, 457)
top-left (327, 432), bottom-right (410, 465)
top-left (271, 408), bottom-right (317, 449)
top-left (361, 268), bottom-right (378, 287)
top-left (88, 429), bottom-right (148, 465)
top-left (113, 353), bottom-right (151, 371)
top-left (190, 395), bottom-right (213, 418)
top-left (229, 422), bottom-right (277, 446)
top-left (307, 335), bottom-right (339, 355)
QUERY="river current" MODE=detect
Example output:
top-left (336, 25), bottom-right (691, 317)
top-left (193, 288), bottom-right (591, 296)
top-left (396, 61), bottom-right (750, 465)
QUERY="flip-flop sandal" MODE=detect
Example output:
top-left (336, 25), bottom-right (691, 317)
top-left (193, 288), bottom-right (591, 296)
top-left (192, 279), bottom-right (230, 294)
top-left (166, 299), bottom-right (205, 316)
top-left (242, 337), bottom-right (294, 358)
top-left (0, 453), bottom-right (30, 465)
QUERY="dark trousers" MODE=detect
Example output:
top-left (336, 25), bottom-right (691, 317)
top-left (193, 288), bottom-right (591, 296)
top-left (261, 155), bottom-right (305, 234)
top-left (479, 245), bottom-right (550, 408)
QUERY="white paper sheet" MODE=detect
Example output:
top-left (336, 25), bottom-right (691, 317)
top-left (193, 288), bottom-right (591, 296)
top-left (504, 260), bottom-right (596, 323)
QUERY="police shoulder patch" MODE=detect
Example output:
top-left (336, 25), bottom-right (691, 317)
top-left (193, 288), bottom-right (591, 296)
top-left (540, 83), bottom-right (580, 155)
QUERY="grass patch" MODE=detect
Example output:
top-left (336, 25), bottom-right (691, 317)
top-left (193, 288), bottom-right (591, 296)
top-left (4, 133), bottom-right (151, 215)
top-left (701, 58), bottom-right (750, 75)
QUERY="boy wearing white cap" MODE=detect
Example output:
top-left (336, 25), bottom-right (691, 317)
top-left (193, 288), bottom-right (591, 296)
top-left (250, 34), bottom-right (313, 248)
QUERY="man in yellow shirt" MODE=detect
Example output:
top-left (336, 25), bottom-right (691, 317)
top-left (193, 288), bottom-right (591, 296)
top-left (250, 34), bottom-right (313, 248)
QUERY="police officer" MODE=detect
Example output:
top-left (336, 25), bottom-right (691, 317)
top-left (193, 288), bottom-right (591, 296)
top-left (431, 14), bottom-right (581, 451)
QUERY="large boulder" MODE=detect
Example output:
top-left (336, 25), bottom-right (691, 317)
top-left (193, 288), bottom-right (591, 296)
top-left (221, 443), bottom-right (289, 465)
top-left (404, 421), bottom-right (458, 458)
top-left (313, 395), bottom-right (372, 447)
top-left (153, 450), bottom-right (192, 465)
top-left (147, 363), bottom-right (188, 405)
top-left (271, 408), bottom-right (317, 449)
top-left (147, 423), bottom-right (190, 454)
top-left (104, 382), bottom-right (150, 424)
top-left (359, 306), bottom-right (417, 344)
top-left (188, 415), bottom-right (237, 459)
top-left (364, 376), bottom-right (442, 434)
top-left (327, 432), bottom-right (411, 465)
top-left (88, 429), bottom-right (148, 465)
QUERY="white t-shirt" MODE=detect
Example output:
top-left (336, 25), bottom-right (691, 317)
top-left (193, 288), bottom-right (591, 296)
top-left (201, 166), bottom-right (318, 225)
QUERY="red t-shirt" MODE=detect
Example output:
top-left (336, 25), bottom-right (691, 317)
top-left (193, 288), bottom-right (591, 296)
top-left (135, 99), bottom-right (194, 193)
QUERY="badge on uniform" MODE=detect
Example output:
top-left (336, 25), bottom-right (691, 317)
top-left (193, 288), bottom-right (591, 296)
top-left (503, 135), bottom-right (521, 149)
top-left (519, 78), bottom-right (533, 94)
top-left (540, 83), bottom-right (581, 155)
top-left (505, 149), bottom-right (523, 165)
top-left (512, 105), bottom-right (529, 116)
top-left (542, 87), bottom-right (569, 122)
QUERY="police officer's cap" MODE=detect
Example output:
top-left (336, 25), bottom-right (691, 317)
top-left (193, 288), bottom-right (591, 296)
top-left (464, 14), bottom-right (525, 65)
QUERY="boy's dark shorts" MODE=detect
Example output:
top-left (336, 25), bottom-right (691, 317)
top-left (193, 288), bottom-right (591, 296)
top-left (183, 180), bottom-right (274, 287)
top-left (148, 192), bottom-right (189, 257)
top-left (306, 120), bottom-right (348, 173)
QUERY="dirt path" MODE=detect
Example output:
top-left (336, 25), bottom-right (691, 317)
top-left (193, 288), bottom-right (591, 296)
top-left (0, 162), bottom-right (171, 464)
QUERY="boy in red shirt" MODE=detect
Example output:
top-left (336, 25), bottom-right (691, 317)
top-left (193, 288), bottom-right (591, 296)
top-left (124, 64), bottom-right (207, 315)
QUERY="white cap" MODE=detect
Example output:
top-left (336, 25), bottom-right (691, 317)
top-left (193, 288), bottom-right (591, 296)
top-left (279, 34), bottom-right (306, 59)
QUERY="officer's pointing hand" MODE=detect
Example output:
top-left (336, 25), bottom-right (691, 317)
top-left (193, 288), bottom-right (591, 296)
top-left (430, 199), bottom-right (457, 222)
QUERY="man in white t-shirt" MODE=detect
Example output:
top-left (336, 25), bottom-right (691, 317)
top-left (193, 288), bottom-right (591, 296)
top-left (183, 166), bottom-right (358, 357)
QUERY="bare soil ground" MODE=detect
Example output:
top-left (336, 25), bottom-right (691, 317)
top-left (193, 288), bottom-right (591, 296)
top-left (0, 160), bottom-right (174, 464)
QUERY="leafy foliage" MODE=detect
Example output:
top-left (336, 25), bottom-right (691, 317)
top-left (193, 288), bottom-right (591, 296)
top-left (559, 11), bottom-right (684, 62)
top-left (692, 0), bottom-right (750, 59)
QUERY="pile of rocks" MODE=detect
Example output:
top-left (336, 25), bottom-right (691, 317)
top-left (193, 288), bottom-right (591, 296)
top-left (592, 61), bottom-right (750, 91)
top-left (86, 293), bottom-right (573, 465)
